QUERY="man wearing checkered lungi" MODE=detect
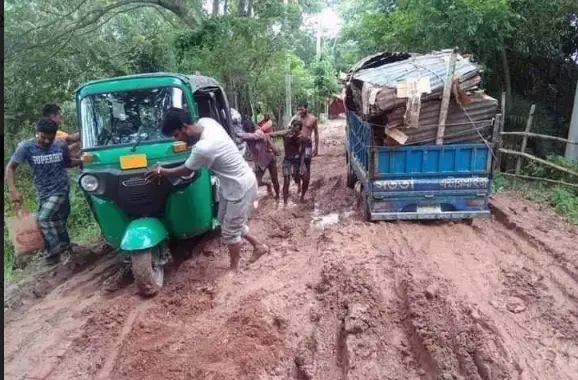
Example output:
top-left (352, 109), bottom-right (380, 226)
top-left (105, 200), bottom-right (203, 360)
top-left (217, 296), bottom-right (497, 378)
top-left (6, 117), bottom-right (81, 264)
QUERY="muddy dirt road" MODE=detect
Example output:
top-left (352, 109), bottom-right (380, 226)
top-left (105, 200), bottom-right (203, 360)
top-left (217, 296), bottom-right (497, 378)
top-left (4, 119), bottom-right (578, 380)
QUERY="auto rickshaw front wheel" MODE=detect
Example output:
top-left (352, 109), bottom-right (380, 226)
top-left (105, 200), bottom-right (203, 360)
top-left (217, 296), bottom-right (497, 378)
top-left (131, 248), bottom-right (164, 297)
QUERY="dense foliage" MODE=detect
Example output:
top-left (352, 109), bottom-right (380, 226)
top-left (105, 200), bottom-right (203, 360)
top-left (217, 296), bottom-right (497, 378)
top-left (4, 0), bottom-right (341, 153)
top-left (339, 0), bottom-right (578, 148)
top-left (3, 0), bottom-right (577, 280)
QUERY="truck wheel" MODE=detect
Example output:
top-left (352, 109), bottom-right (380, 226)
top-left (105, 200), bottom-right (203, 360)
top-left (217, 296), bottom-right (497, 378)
top-left (360, 187), bottom-right (371, 222)
top-left (131, 248), bottom-right (164, 297)
top-left (346, 164), bottom-right (356, 190)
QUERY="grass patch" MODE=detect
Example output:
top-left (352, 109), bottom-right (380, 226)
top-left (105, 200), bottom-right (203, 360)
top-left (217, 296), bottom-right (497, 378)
top-left (492, 156), bottom-right (578, 225)
top-left (525, 186), bottom-right (578, 224)
top-left (4, 168), bottom-right (100, 282)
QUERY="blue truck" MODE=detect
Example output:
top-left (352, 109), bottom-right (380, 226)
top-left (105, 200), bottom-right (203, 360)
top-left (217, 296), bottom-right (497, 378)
top-left (345, 112), bottom-right (499, 222)
top-left (343, 51), bottom-right (500, 222)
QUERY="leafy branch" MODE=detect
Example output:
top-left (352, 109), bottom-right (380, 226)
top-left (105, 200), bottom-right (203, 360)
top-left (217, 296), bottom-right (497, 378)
top-left (6, 0), bottom-right (201, 63)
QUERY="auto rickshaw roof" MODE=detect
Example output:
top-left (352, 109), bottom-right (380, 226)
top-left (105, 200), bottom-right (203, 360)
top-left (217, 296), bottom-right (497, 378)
top-left (75, 72), bottom-right (222, 98)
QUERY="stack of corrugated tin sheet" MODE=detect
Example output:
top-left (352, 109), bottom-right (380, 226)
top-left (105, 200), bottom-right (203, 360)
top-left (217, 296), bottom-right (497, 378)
top-left (344, 50), bottom-right (498, 146)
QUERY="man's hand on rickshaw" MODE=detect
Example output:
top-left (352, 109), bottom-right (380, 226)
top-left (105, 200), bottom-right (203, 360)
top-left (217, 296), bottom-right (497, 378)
top-left (145, 163), bottom-right (164, 182)
top-left (312, 147), bottom-right (318, 157)
top-left (299, 164), bottom-right (307, 177)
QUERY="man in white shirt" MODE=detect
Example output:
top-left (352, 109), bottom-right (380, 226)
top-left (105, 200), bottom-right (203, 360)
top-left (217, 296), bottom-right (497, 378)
top-left (145, 108), bottom-right (269, 270)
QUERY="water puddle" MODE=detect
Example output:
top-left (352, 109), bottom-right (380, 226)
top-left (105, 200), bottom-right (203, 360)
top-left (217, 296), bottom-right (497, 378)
top-left (311, 213), bottom-right (340, 228)
top-left (253, 187), bottom-right (270, 210)
top-left (257, 187), bottom-right (269, 198)
top-left (282, 200), bottom-right (299, 209)
top-left (310, 208), bottom-right (355, 228)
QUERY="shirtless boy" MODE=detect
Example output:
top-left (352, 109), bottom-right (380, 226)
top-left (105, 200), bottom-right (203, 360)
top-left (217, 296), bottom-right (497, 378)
top-left (294, 101), bottom-right (318, 202)
top-left (282, 120), bottom-right (305, 204)
top-left (270, 102), bottom-right (319, 202)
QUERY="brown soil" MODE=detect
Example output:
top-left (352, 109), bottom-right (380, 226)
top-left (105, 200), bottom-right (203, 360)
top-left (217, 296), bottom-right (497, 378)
top-left (4, 119), bottom-right (578, 380)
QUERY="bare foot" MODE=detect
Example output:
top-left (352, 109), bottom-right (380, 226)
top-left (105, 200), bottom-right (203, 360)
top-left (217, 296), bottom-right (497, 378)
top-left (248, 244), bottom-right (269, 264)
top-left (229, 252), bottom-right (240, 270)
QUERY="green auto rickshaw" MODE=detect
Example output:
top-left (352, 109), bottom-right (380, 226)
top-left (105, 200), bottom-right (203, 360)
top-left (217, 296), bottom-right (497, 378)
top-left (76, 73), bottom-right (243, 296)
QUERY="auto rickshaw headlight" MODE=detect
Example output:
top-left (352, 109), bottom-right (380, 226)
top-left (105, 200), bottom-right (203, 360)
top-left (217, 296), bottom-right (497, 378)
top-left (80, 174), bottom-right (99, 192)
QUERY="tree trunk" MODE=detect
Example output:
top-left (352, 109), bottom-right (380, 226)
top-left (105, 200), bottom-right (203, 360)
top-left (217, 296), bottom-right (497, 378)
top-left (238, 0), bottom-right (248, 17)
top-left (273, 109), bottom-right (282, 129)
top-left (565, 78), bottom-right (578, 161)
top-left (247, 0), bottom-right (253, 17)
top-left (501, 47), bottom-right (512, 112)
top-left (236, 80), bottom-right (252, 118)
top-left (223, 0), bottom-right (228, 14)
top-left (234, 0), bottom-right (252, 115)
top-left (212, 0), bottom-right (220, 15)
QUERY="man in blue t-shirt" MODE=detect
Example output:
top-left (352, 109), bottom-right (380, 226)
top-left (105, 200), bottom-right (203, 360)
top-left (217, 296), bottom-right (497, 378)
top-left (5, 117), bottom-right (81, 264)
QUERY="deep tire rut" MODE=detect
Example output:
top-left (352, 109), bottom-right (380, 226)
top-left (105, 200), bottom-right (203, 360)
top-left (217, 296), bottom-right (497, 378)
top-left (95, 300), bottom-right (152, 380)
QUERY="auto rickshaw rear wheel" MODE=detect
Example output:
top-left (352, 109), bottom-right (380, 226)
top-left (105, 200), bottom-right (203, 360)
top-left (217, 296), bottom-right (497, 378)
top-left (131, 248), bottom-right (164, 297)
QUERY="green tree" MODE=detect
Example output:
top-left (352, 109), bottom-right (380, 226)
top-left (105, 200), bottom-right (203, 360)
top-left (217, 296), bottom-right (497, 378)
top-left (339, 0), bottom-right (577, 113)
top-left (4, 1), bottom-right (180, 149)
top-left (310, 55), bottom-right (340, 113)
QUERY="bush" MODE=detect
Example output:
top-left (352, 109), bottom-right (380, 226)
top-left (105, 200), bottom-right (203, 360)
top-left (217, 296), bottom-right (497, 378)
top-left (493, 155), bottom-right (578, 225)
top-left (492, 173), bottom-right (509, 192)
top-left (523, 155), bottom-right (578, 191)
top-left (549, 187), bottom-right (578, 224)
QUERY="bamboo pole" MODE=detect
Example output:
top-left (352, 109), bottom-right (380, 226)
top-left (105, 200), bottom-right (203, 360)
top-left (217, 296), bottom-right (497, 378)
top-left (501, 92), bottom-right (506, 129)
top-left (500, 172), bottom-right (578, 189)
top-left (499, 148), bottom-right (578, 177)
top-left (490, 114), bottom-right (502, 172)
top-left (497, 92), bottom-right (506, 173)
top-left (513, 105), bottom-right (536, 188)
top-left (500, 131), bottom-right (576, 144)
top-left (436, 49), bottom-right (458, 145)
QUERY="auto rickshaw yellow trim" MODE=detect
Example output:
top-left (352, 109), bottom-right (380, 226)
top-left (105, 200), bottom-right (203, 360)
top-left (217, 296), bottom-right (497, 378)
top-left (120, 154), bottom-right (148, 170)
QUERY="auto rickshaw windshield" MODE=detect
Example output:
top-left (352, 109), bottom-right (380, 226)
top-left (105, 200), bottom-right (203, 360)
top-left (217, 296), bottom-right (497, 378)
top-left (80, 86), bottom-right (187, 149)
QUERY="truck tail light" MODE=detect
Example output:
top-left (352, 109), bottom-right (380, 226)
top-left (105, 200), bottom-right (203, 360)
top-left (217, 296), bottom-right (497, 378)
top-left (467, 198), bottom-right (485, 207)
